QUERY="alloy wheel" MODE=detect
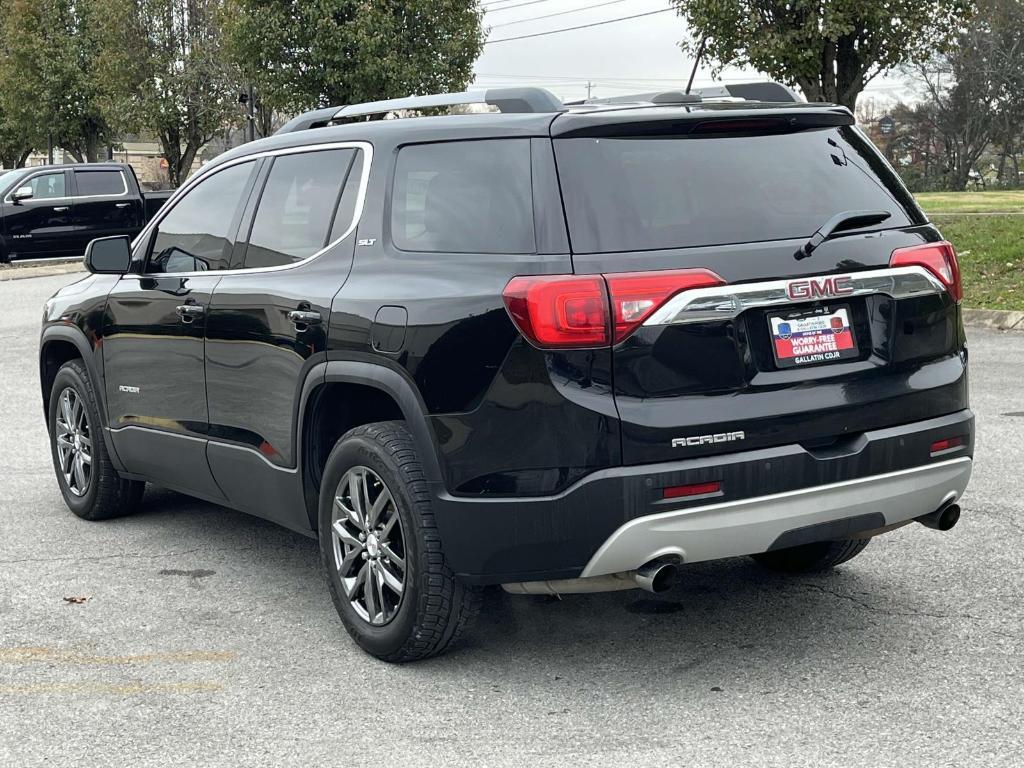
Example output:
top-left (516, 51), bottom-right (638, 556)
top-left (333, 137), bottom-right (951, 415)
top-left (54, 387), bottom-right (92, 497)
top-left (331, 466), bottom-right (407, 625)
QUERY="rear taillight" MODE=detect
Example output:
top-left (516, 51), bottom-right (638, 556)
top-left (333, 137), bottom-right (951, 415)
top-left (604, 269), bottom-right (725, 342)
top-left (889, 241), bottom-right (962, 301)
top-left (502, 275), bottom-right (609, 348)
top-left (502, 269), bottom-right (725, 349)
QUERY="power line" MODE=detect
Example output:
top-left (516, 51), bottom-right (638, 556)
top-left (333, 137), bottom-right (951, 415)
top-left (483, 0), bottom-right (554, 13)
top-left (490, 0), bottom-right (631, 28)
top-left (485, 8), bottom-right (675, 43)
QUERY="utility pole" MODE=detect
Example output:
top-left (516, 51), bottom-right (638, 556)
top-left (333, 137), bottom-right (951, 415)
top-left (247, 84), bottom-right (255, 143)
top-left (586, 81), bottom-right (593, 99)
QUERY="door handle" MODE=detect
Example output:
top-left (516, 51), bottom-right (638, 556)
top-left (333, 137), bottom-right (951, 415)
top-left (53, 206), bottom-right (70, 212)
top-left (287, 309), bottom-right (322, 329)
top-left (176, 304), bottom-right (205, 323)
top-left (115, 202), bottom-right (131, 208)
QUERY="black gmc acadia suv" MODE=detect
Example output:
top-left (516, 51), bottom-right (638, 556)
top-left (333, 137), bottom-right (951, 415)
top-left (40, 85), bottom-right (974, 662)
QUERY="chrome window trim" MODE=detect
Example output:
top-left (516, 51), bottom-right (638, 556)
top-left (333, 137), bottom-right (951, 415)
top-left (3, 169), bottom-right (72, 204)
top-left (2, 167), bottom-right (130, 204)
top-left (72, 168), bottom-right (129, 199)
top-left (643, 266), bottom-right (947, 327)
top-left (123, 141), bottom-right (373, 279)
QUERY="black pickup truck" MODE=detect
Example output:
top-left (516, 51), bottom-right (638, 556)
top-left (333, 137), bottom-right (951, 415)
top-left (0, 163), bottom-right (172, 262)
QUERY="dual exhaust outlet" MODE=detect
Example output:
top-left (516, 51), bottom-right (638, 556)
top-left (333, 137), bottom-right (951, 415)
top-left (502, 558), bottom-right (679, 596)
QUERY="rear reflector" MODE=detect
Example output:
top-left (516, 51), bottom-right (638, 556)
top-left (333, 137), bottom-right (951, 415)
top-left (930, 436), bottom-right (964, 455)
top-left (502, 269), bottom-right (726, 349)
top-left (663, 481), bottom-right (722, 499)
top-left (890, 241), bottom-right (962, 301)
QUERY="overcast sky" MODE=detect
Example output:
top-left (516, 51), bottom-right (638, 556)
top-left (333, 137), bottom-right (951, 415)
top-left (471, 0), bottom-right (910, 108)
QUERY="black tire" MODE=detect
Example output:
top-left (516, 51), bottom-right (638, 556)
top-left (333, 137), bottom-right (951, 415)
top-left (318, 421), bottom-right (482, 663)
top-left (751, 538), bottom-right (871, 574)
top-left (48, 359), bottom-right (145, 520)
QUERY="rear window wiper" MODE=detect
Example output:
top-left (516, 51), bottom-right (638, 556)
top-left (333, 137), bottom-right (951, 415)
top-left (796, 210), bottom-right (892, 260)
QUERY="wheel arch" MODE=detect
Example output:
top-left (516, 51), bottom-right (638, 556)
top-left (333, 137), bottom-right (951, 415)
top-left (296, 361), bottom-right (445, 532)
top-left (40, 324), bottom-right (125, 472)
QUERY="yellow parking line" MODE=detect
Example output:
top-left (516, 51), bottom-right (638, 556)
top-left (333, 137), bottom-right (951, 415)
top-left (0, 647), bottom-right (236, 665)
top-left (0, 682), bottom-right (222, 695)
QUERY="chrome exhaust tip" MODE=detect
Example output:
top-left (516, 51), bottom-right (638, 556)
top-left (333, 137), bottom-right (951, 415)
top-left (635, 559), bottom-right (679, 593)
top-left (916, 502), bottom-right (961, 531)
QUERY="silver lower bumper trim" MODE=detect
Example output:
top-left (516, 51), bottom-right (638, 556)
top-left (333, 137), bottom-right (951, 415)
top-left (580, 457), bottom-right (973, 578)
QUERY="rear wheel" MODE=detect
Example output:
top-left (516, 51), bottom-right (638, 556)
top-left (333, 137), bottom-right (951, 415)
top-left (318, 421), bottom-right (481, 662)
top-left (751, 538), bottom-right (870, 574)
top-left (48, 359), bottom-right (145, 520)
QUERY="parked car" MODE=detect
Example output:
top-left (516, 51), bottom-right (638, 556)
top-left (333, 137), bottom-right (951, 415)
top-left (39, 85), bottom-right (973, 663)
top-left (0, 163), bottom-right (172, 262)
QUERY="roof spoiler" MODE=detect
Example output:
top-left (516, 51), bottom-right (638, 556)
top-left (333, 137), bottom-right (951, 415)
top-left (275, 87), bottom-right (564, 135)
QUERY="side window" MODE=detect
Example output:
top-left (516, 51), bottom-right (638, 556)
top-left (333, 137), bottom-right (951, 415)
top-left (391, 139), bottom-right (535, 254)
top-left (75, 170), bottom-right (126, 196)
top-left (243, 148), bottom-right (358, 269)
top-left (147, 161), bottom-right (256, 274)
top-left (28, 172), bottom-right (67, 200)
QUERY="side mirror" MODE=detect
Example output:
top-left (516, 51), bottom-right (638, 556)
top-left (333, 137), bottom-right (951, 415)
top-left (85, 235), bottom-right (132, 274)
top-left (11, 185), bottom-right (33, 203)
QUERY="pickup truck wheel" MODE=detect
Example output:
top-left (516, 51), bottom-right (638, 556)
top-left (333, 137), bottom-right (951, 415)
top-left (751, 538), bottom-right (871, 573)
top-left (318, 421), bottom-right (482, 663)
top-left (48, 359), bottom-right (145, 520)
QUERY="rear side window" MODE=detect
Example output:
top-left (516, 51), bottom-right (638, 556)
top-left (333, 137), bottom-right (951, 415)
top-left (75, 170), bottom-right (126, 196)
top-left (391, 139), bottom-right (534, 254)
top-left (148, 161), bottom-right (256, 273)
top-left (554, 127), bottom-right (917, 254)
top-left (244, 148), bottom-right (359, 269)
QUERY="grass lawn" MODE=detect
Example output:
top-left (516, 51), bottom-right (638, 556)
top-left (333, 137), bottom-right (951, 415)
top-left (916, 189), bottom-right (1024, 214)
top-left (914, 190), bottom-right (1024, 310)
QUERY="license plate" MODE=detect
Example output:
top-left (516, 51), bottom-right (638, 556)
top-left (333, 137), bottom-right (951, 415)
top-left (769, 306), bottom-right (857, 368)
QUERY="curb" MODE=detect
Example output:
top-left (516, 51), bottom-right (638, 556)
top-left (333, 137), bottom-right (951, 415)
top-left (0, 261), bottom-right (85, 282)
top-left (962, 308), bottom-right (1024, 331)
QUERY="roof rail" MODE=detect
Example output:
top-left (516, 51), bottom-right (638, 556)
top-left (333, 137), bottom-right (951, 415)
top-left (275, 87), bottom-right (563, 135)
top-left (571, 81), bottom-right (802, 107)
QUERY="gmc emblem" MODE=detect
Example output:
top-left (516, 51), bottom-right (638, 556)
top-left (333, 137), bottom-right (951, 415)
top-left (786, 275), bottom-right (855, 301)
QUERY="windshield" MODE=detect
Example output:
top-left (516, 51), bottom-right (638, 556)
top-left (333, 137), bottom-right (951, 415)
top-left (554, 126), bottom-right (920, 254)
top-left (0, 169), bottom-right (25, 195)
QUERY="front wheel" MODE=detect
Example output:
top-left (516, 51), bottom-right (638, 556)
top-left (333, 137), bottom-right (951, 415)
top-left (751, 538), bottom-right (871, 574)
top-left (48, 359), bottom-right (145, 520)
top-left (318, 421), bottom-right (481, 662)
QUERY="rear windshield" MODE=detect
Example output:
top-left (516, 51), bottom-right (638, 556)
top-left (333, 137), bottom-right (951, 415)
top-left (554, 126), bottom-right (918, 254)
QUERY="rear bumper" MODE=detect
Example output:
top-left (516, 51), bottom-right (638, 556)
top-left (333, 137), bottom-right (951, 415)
top-left (433, 409), bottom-right (974, 584)
top-left (581, 456), bottom-right (971, 577)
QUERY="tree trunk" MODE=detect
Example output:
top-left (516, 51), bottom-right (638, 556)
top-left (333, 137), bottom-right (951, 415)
top-left (84, 130), bottom-right (100, 163)
top-left (160, 129), bottom-right (183, 187)
top-left (177, 139), bottom-right (200, 185)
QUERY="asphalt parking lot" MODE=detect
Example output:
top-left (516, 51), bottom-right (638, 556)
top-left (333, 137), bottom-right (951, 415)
top-left (1, 272), bottom-right (1021, 767)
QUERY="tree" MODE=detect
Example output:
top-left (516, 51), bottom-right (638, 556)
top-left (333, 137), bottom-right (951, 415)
top-left (0, 107), bottom-right (33, 168)
top-left (912, 0), bottom-right (1024, 190)
top-left (672, 0), bottom-right (971, 110)
top-left (225, 0), bottom-right (485, 136)
top-left (94, 0), bottom-right (238, 185)
top-left (0, 0), bottom-right (113, 162)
